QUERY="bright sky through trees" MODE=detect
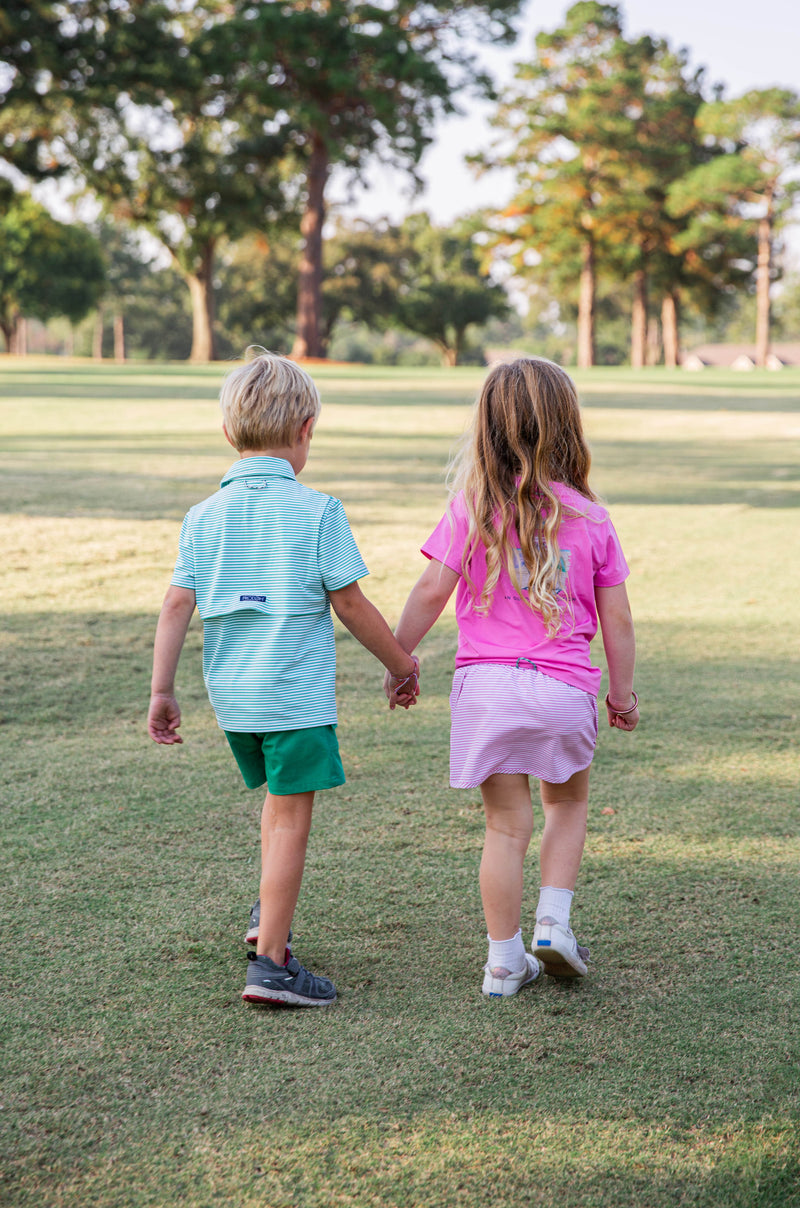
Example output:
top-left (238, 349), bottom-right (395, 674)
top-left (330, 0), bottom-right (800, 236)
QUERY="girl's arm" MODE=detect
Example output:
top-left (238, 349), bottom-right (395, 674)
top-left (148, 585), bottom-right (196, 743)
top-left (394, 557), bottom-right (460, 650)
top-left (595, 581), bottom-right (639, 731)
top-left (381, 558), bottom-right (460, 705)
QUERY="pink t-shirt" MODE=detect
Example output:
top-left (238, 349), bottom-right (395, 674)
top-left (421, 483), bottom-right (629, 695)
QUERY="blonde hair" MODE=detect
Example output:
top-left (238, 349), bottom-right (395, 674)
top-left (449, 357), bottom-right (596, 637)
top-left (220, 348), bottom-right (321, 451)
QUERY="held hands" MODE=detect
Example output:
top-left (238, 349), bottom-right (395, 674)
top-left (148, 692), bottom-right (184, 743)
top-left (605, 691), bottom-right (639, 731)
top-left (384, 656), bottom-right (420, 711)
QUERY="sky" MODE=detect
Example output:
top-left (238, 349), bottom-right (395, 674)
top-left (327, 0), bottom-right (800, 226)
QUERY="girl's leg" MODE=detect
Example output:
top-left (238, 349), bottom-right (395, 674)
top-left (257, 789), bottom-right (314, 964)
top-left (479, 772), bottom-right (534, 941)
top-left (538, 767), bottom-right (590, 893)
top-left (534, 769), bottom-right (591, 976)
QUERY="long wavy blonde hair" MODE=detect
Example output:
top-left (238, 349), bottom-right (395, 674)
top-left (449, 357), bottom-right (597, 637)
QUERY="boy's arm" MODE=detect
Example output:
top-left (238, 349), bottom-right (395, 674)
top-left (595, 582), bottom-right (639, 731)
top-left (148, 585), bottom-right (196, 744)
top-left (328, 580), bottom-right (420, 707)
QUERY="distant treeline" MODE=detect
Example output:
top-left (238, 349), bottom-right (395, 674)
top-left (2, 2), bottom-right (798, 365)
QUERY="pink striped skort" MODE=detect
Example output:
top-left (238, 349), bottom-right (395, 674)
top-left (449, 662), bottom-right (598, 788)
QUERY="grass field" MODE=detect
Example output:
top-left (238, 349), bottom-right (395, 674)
top-left (1, 358), bottom-right (799, 1208)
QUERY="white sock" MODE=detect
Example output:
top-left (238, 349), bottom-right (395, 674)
top-left (537, 886), bottom-right (574, 929)
top-left (487, 929), bottom-right (526, 972)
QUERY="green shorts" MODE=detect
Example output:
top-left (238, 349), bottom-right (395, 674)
top-left (224, 724), bottom-right (345, 795)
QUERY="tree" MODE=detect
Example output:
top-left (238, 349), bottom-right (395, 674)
top-left (391, 213), bottom-right (510, 365)
top-left (0, 188), bottom-right (104, 351)
top-left (605, 39), bottom-right (707, 367)
top-left (117, 266), bottom-right (193, 361)
top-left (478, 3), bottom-right (644, 368)
top-left (90, 221), bottom-right (168, 361)
top-left (58, 4), bottom-right (297, 362)
top-left (2, 1), bottom-right (298, 361)
top-left (668, 89), bottom-right (800, 365)
top-left (0, 1), bottom-right (93, 183)
top-left (215, 234), bottom-right (300, 358)
top-left (220, 0), bottom-right (522, 359)
top-left (321, 218), bottom-right (413, 352)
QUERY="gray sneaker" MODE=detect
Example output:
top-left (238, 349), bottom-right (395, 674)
top-left (245, 900), bottom-right (292, 948)
top-left (242, 952), bottom-right (337, 1007)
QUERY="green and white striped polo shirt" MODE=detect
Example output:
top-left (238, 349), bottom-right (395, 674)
top-left (171, 456), bottom-right (368, 732)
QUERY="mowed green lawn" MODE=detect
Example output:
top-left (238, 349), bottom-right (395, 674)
top-left (1, 358), bottom-right (799, 1208)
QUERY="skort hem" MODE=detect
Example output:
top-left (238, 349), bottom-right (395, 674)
top-left (450, 754), bottom-right (594, 790)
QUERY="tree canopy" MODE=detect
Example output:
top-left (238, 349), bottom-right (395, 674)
top-left (2, 0), bottom-right (798, 365)
top-left (0, 189), bottom-right (104, 349)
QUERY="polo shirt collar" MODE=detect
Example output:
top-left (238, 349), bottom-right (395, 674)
top-left (221, 456), bottom-right (297, 487)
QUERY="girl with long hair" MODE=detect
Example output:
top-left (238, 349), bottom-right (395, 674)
top-left (385, 357), bottom-right (639, 997)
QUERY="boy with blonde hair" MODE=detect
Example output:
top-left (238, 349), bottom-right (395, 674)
top-left (148, 351), bottom-right (418, 1006)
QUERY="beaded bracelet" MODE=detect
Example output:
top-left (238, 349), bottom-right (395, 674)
top-left (390, 656), bottom-right (420, 694)
top-left (604, 690), bottom-right (639, 715)
top-left (390, 670), bottom-right (418, 694)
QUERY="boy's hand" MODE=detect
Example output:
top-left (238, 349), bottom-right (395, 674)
top-left (148, 693), bottom-right (184, 743)
top-left (384, 657), bottom-right (420, 711)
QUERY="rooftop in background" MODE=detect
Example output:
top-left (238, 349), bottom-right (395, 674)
top-left (682, 343), bottom-right (800, 370)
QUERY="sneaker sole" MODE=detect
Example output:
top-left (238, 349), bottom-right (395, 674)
top-left (242, 985), bottom-right (336, 1007)
top-left (482, 975), bottom-right (539, 998)
top-left (244, 928), bottom-right (259, 944)
top-left (532, 945), bottom-right (587, 978)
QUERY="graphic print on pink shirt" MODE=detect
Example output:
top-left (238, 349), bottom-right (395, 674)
top-left (421, 483), bottom-right (629, 696)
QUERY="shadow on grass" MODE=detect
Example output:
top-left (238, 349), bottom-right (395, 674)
top-left (1, 609), bottom-right (797, 834)
top-left (3, 436), bottom-right (799, 520)
top-left (580, 387), bottom-right (800, 413)
top-left (2, 607), bottom-right (800, 1205)
top-left (0, 431), bottom-right (457, 519)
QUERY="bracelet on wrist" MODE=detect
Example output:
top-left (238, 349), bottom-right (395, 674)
top-left (605, 690), bottom-right (638, 715)
top-left (390, 656), bottom-right (419, 693)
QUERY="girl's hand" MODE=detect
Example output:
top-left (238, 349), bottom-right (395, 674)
top-left (605, 692), bottom-right (639, 731)
top-left (384, 657), bottom-right (420, 711)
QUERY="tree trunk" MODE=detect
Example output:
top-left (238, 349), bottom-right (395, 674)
top-left (93, 308), bottom-right (104, 359)
top-left (113, 312), bottom-right (125, 363)
top-left (662, 291), bottom-right (680, 368)
top-left (292, 132), bottom-right (329, 360)
top-left (184, 243), bottom-right (217, 362)
top-left (630, 268), bottom-right (647, 368)
top-left (441, 342), bottom-right (457, 367)
top-left (755, 190), bottom-right (773, 368)
top-left (577, 237), bottom-right (595, 369)
top-left (645, 316), bottom-right (661, 366)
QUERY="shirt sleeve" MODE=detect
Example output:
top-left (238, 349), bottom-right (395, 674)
top-left (593, 518), bottom-right (630, 587)
top-left (421, 497), bottom-right (466, 574)
top-left (318, 497), bottom-right (369, 591)
top-left (170, 513), bottom-right (196, 590)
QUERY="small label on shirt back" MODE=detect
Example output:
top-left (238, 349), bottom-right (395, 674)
top-left (244, 479), bottom-right (269, 489)
top-left (240, 594), bottom-right (267, 602)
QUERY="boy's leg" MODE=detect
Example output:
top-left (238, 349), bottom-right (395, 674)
top-left (479, 772), bottom-right (534, 942)
top-left (257, 789), bottom-right (314, 965)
